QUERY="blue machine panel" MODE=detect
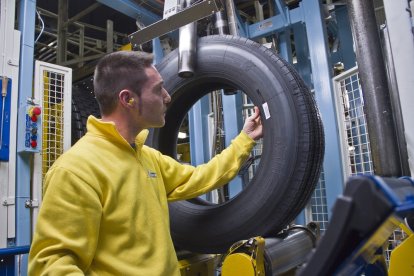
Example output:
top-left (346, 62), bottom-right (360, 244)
top-left (0, 78), bottom-right (12, 161)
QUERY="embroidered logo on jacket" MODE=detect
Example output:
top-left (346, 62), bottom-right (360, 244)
top-left (148, 171), bottom-right (157, 178)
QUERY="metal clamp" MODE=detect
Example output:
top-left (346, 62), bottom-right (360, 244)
top-left (25, 199), bottom-right (39, 208)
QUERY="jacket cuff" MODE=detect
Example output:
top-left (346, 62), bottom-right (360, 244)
top-left (233, 131), bottom-right (256, 152)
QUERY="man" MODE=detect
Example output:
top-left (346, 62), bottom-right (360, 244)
top-left (28, 51), bottom-right (263, 275)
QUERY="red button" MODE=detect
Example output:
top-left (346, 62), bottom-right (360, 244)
top-left (31, 115), bottom-right (38, 122)
top-left (30, 140), bottom-right (37, 148)
top-left (32, 107), bottom-right (41, 115)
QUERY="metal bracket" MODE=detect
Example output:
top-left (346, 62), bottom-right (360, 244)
top-left (2, 197), bottom-right (15, 206)
top-left (128, 0), bottom-right (223, 47)
top-left (25, 199), bottom-right (39, 208)
top-left (7, 59), bottom-right (19, 67)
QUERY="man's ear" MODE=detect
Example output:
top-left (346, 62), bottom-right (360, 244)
top-left (119, 89), bottom-right (134, 107)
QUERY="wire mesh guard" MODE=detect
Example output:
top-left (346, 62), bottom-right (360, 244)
top-left (335, 68), bottom-right (408, 265)
top-left (309, 171), bottom-right (329, 232)
top-left (41, 70), bottom-right (66, 180)
top-left (339, 72), bottom-right (374, 175)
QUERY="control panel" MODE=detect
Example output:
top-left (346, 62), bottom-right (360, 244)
top-left (18, 100), bottom-right (42, 153)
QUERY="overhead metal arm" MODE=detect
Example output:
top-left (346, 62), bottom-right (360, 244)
top-left (128, 0), bottom-right (223, 47)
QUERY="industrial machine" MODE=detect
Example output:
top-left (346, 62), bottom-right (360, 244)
top-left (174, 176), bottom-right (414, 276)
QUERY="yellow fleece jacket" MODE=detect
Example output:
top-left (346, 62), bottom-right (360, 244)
top-left (28, 116), bottom-right (255, 275)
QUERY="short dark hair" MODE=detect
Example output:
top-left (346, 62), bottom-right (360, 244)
top-left (93, 51), bottom-right (154, 115)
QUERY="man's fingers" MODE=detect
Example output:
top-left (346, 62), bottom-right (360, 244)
top-left (250, 106), bottom-right (260, 120)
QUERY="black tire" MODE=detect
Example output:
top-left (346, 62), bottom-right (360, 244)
top-left (153, 35), bottom-right (324, 253)
top-left (71, 81), bottom-right (101, 145)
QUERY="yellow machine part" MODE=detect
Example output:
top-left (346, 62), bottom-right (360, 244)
top-left (222, 253), bottom-right (257, 276)
top-left (222, 237), bottom-right (265, 276)
top-left (388, 224), bottom-right (414, 276)
top-left (120, 43), bottom-right (132, 51)
top-left (179, 254), bottom-right (219, 276)
top-left (177, 142), bottom-right (191, 163)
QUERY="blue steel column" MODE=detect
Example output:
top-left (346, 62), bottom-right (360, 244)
top-left (16, 0), bottom-right (36, 274)
top-left (222, 94), bottom-right (244, 196)
top-left (301, 0), bottom-right (345, 216)
top-left (292, 23), bottom-right (312, 88)
top-left (189, 96), bottom-right (211, 166)
top-left (152, 38), bottom-right (164, 64)
top-left (292, 22), bottom-right (310, 226)
top-left (278, 30), bottom-right (293, 64)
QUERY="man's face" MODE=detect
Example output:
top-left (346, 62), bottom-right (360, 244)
top-left (135, 66), bottom-right (171, 129)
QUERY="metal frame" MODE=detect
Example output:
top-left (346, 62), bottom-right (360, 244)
top-left (0, 0), bottom-right (20, 250)
top-left (302, 0), bottom-right (345, 217)
top-left (222, 94), bottom-right (245, 196)
top-left (32, 60), bottom-right (72, 231)
top-left (35, 7), bottom-right (126, 67)
top-left (189, 95), bottom-right (211, 166)
top-left (128, 0), bottom-right (223, 46)
top-left (333, 66), bottom-right (359, 179)
top-left (333, 66), bottom-right (374, 178)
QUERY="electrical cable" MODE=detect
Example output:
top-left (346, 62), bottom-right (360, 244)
top-left (0, 77), bottom-right (8, 150)
top-left (35, 9), bottom-right (44, 44)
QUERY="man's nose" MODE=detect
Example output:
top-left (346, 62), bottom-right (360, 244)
top-left (163, 89), bottom-right (171, 103)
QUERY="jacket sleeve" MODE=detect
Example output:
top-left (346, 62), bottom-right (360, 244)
top-left (28, 166), bottom-right (102, 275)
top-left (158, 131), bottom-right (255, 201)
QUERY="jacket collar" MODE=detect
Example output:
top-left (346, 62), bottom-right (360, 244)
top-left (86, 115), bottom-right (149, 151)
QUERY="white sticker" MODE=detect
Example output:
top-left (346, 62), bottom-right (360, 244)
top-left (262, 102), bottom-right (270, 119)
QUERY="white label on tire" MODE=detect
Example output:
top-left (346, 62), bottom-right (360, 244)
top-left (262, 102), bottom-right (270, 119)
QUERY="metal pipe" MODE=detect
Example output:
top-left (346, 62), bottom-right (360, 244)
top-left (0, 246), bottom-right (30, 257)
top-left (225, 0), bottom-right (239, 35)
top-left (178, 0), bottom-right (197, 78)
top-left (264, 228), bottom-right (316, 275)
top-left (346, 0), bottom-right (402, 176)
top-left (213, 10), bottom-right (229, 35)
top-left (106, 20), bottom-right (113, 53)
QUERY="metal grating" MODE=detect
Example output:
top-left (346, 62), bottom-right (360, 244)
top-left (305, 89), bottom-right (329, 232)
top-left (306, 68), bottom-right (374, 234)
top-left (337, 69), bottom-right (374, 176)
top-left (385, 227), bottom-right (408, 264)
top-left (33, 61), bottom-right (72, 231)
top-left (334, 66), bottom-right (408, 266)
top-left (41, 71), bottom-right (65, 179)
top-left (309, 170), bottom-right (329, 232)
